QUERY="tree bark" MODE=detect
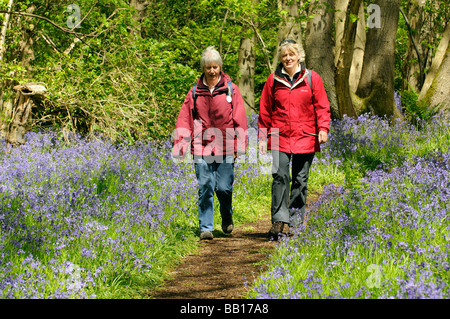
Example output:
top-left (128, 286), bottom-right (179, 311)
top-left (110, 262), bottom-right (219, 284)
top-left (349, 2), bottom-right (365, 93)
top-left (238, 33), bottom-right (257, 115)
top-left (129, 0), bottom-right (149, 37)
top-left (356, 0), bottom-right (401, 117)
top-left (271, 0), bottom-right (304, 71)
top-left (305, 0), bottom-right (338, 118)
top-left (418, 23), bottom-right (450, 102)
top-left (334, 0), bottom-right (348, 68)
top-left (401, 1), bottom-right (426, 92)
top-left (16, 4), bottom-right (36, 78)
top-left (419, 46), bottom-right (450, 111)
top-left (335, 0), bottom-right (362, 117)
top-left (0, 0), bottom-right (14, 62)
top-left (2, 83), bottom-right (46, 146)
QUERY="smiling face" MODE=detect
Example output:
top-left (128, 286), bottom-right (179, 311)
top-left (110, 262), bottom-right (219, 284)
top-left (280, 48), bottom-right (300, 76)
top-left (203, 62), bottom-right (221, 86)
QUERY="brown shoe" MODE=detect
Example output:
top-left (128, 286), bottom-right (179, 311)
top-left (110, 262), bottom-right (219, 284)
top-left (268, 221), bottom-right (284, 240)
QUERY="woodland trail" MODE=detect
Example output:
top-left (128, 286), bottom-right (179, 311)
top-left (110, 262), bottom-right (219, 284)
top-left (147, 193), bottom-right (320, 299)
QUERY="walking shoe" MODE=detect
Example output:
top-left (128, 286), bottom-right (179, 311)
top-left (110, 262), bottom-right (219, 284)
top-left (268, 221), bottom-right (285, 240)
top-left (200, 231), bottom-right (214, 240)
top-left (221, 218), bottom-right (234, 234)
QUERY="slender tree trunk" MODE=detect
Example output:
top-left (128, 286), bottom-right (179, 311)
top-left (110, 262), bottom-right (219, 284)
top-left (15, 4), bottom-right (36, 78)
top-left (349, 1), bottom-right (365, 93)
top-left (305, 0), bottom-right (338, 118)
top-left (356, 0), bottom-right (401, 117)
top-left (271, 0), bottom-right (304, 71)
top-left (0, 0), bottom-right (14, 62)
top-left (335, 0), bottom-right (362, 117)
top-left (238, 33), bottom-right (257, 114)
top-left (402, 0), bottom-right (426, 92)
top-left (0, 0), bottom-right (14, 103)
top-left (334, 0), bottom-right (348, 68)
top-left (129, 0), bottom-right (149, 37)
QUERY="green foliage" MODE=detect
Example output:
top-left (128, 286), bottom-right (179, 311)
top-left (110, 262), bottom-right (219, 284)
top-left (401, 90), bottom-right (437, 126)
top-left (1, 0), bottom-right (282, 141)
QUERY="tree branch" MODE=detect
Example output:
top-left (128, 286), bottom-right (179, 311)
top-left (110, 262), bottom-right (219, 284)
top-left (399, 7), bottom-right (423, 75)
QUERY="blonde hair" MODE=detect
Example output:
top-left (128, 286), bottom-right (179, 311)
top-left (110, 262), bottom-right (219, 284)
top-left (200, 46), bottom-right (223, 71)
top-left (277, 40), bottom-right (305, 63)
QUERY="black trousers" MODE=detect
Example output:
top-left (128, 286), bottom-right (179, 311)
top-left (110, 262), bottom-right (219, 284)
top-left (271, 151), bottom-right (315, 226)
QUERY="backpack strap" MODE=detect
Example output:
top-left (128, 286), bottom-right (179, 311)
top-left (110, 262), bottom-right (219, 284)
top-left (227, 80), bottom-right (233, 109)
top-left (306, 70), bottom-right (314, 107)
top-left (192, 83), bottom-right (198, 106)
top-left (191, 81), bottom-right (233, 113)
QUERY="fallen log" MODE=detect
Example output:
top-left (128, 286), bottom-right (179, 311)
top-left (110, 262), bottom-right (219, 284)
top-left (1, 82), bottom-right (47, 146)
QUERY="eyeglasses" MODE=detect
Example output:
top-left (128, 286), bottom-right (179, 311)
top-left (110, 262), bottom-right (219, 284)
top-left (279, 39), bottom-right (297, 46)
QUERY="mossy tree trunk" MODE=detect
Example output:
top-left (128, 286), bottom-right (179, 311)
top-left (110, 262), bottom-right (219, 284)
top-left (419, 46), bottom-right (450, 112)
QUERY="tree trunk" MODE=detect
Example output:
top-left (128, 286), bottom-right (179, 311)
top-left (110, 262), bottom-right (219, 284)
top-left (418, 23), bottom-right (450, 102)
top-left (17, 4), bottom-right (36, 78)
top-left (334, 0), bottom-right (348, 67)
top-left (305, 0), bottom-right (338, 118)
top-left (401, 0), bottom-right (426, 92)
top-left (238, 34), bottom-right (257, 115)
top-left (129, 0), bottom-right (149, 37)
top-left (419, 46), bottom-right (450, 111)
top-left (335, 0), bottom-right (362, 117)
top-left (0, 0), bottom-right (14, 102)
top-left (271, 0), bottom-right (304, 71)
top-left (0, 0), bottom-right (14, 62)
top-left (349, 1), bottom-right (365, 93)
top-left (356, 0), bottom-right (401, 117)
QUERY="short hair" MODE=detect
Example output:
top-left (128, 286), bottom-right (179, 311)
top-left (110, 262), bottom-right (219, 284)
top-left (277, 40), bottom-right (305, 63)
top-left (200, 46), bottom-right (223, 70)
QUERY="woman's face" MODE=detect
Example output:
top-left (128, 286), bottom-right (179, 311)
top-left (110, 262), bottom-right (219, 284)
top-left (280, 48), bottom-right (300, 73)
top-left (204, 62), bottom-right (221, 83)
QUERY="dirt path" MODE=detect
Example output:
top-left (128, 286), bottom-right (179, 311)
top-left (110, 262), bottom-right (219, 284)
top-left (147, 193), bottom-right (319, 299)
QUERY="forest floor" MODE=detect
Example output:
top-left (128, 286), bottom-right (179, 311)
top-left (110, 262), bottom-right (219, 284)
top-left (147, 192), bottom-right (320, 299)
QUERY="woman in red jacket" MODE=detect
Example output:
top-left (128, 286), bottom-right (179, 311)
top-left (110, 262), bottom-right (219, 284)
top-left (258, 39), bottom-right (331, 240)
top-left (173, 46), bottom-right (247, 240)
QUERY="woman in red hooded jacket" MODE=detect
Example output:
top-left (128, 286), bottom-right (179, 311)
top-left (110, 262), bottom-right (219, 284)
top-left (258, 39), bottom-right (331, 240)
top-left (173, 46), bottom-right (247, 240)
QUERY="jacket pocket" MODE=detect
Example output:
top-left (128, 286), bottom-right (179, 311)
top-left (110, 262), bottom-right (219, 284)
top-left (270, 118), bottom-right (288, 136)
top-left (299, 120), bottom-right (318, 137)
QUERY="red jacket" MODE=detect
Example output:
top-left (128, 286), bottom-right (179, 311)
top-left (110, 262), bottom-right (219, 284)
top-left (173, 72), bottom-right (247, 158)
top-left (258, 64), bottom-right (331, 154)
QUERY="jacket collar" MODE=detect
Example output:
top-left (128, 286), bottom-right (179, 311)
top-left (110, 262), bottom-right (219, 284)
top-left (196, 72), bottom-right (229, 95)
top-left (274, 62), bottom-right (308, 89)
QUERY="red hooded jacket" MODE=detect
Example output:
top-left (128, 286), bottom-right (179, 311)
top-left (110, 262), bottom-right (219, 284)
top-left (258, 64), bottom-right (331, 154)
top-left (173, 72), bottom-right (247, 159)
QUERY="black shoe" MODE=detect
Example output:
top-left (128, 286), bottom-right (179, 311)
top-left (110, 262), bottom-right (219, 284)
top-left (222, 218), bottom-right (234, 234)
top-left (268, 221), bottom-right (284, 240)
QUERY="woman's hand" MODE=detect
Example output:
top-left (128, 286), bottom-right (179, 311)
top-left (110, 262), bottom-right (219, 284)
top-left (318, 130), bottom-right (328, 144)
top-left (259, 140), bottom-right (268, 155)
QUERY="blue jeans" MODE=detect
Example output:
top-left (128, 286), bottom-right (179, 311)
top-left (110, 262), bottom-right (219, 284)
top-left (194, 155), bottom-right (234, 232)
